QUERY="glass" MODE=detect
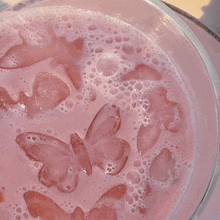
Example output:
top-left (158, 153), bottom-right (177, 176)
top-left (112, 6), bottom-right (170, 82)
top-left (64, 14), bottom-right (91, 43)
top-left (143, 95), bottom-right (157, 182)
top-left (0, 0), bottom-right (219, 219)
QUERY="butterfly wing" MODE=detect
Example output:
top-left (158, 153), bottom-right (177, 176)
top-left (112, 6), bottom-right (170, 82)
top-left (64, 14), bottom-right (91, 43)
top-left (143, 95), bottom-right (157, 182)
top-left (137, 121), bottom-right (161, 155)
top-left (91, 137), bottom-right (130, 175)
top-left (16, 132), bottom-right (70, 161)
top-left (121, 63), bottom-right (162, 81)
top-left (99, 184), bottom-right (127, 203)
top-left (16, 132), bottom-right (79, 193)
top-left (56, 166), bottom-right (79, 193)
top-left (18, 72), bottom-right (70, 117)
top-left (37, 159), bottom-right (79, 192)
top-left (23, 191), bottom-right (81, 220)
top-left (87, 205), bottom-right (118, 220)
top-left (87, 184), bottom-right (127, 220)
top-left (0, 87), bottom-right (17, 111)
top-left (85, 103), bottom-right (121, 145)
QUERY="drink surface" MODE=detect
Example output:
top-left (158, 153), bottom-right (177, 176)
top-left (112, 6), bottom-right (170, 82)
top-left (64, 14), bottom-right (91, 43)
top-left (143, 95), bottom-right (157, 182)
top-left (0, 6), bottom-right (195, 220)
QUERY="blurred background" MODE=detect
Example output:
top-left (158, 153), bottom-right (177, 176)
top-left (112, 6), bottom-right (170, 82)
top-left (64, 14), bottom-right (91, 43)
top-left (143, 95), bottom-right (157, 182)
top-left (1, 0), bottom-right (220, 34)
top-left (163, 0), bottom-right (220, 35)
top-left (0, 0), bottom-right (220, 33)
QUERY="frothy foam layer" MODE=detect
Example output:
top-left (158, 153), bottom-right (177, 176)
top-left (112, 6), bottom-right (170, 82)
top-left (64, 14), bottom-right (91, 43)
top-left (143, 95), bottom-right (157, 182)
top-left (0, 6), bottom-right (195, 220)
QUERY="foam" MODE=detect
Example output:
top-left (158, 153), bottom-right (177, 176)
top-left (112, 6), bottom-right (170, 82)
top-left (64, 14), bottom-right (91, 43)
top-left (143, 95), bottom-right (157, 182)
top-left (0, 6), bottom-right (196, 220)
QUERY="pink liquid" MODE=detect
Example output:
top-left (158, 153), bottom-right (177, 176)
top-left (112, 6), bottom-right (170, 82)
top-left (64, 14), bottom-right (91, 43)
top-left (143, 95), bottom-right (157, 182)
top-left (0, 6), bottom-right (195, 220)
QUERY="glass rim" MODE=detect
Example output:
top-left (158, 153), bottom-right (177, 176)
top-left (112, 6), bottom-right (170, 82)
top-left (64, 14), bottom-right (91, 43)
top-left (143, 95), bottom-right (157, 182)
top-left (146, 0), bottom-right (220, 219)
top-left (1, 0), bottom-right (220, 219)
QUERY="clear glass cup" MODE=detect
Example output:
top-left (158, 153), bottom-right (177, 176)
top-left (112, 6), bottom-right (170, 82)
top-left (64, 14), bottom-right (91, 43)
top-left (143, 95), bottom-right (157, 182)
top-left (0, 0), bottom-right (219, 219)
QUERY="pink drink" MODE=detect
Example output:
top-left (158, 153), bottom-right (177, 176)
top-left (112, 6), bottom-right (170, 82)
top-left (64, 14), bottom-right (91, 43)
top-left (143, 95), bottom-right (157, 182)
top-left (0, 5), bottom-right (196, 220)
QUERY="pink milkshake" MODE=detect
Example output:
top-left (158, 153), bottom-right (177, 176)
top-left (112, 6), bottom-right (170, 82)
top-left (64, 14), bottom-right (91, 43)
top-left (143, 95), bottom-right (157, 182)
top-left (0, 2), bottom-right (212, 220)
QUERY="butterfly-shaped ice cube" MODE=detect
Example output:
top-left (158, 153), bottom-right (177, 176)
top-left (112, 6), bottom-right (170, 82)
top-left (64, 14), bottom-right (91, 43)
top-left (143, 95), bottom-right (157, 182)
top-left (16, 103), bottom-right (130, 193)
top-left (23, 184), bottom-right (127, 220)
